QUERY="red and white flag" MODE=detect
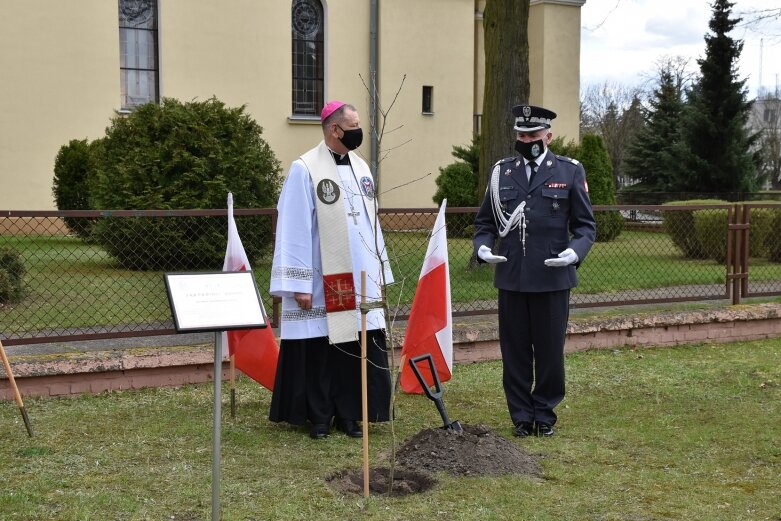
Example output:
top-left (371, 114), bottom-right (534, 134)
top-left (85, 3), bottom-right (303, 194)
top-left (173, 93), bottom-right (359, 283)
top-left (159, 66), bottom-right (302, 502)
top-left (222, 192), bottom-right (279, 391)
top-left (400, 200), bottom-right (453, 393)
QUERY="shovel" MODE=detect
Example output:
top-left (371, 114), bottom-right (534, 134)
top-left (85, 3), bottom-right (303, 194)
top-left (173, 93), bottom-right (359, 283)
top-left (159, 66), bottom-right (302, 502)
top-left (408, 354), bottom-right (462, 432)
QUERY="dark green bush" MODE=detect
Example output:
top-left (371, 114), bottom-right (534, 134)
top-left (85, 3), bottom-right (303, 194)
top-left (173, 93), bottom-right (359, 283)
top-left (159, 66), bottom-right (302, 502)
top-left (692, 209), bottom-right (728, 262)
top-left (747, 203), bottom-right (781, 259)
top-left (594, 212), bottom-right (624, 242)
top-left (0, 248), bottom-right (25, 304)
top-left (52, 138), bottom-right (100, 240)
top-left (90, 97), bottom-right (282, 270)
top-left (578, 134), bottom-right (624, 242)
top-left (433, 136), bottom-right (480, 238)
top-left (769, 208), bottom-right (781, 263)
top-left (662, 199), bottom-right (727, 259)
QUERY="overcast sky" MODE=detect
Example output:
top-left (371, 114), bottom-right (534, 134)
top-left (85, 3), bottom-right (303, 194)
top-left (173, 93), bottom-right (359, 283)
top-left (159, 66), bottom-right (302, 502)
top-left (580, 0), bottom-right (781, 98)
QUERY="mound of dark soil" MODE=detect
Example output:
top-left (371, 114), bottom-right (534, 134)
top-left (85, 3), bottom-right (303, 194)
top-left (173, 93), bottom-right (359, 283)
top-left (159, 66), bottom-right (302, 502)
top-left (395, 423), bottom-right (541, 477)
top-left (327, 424), bottom-right (541, 497)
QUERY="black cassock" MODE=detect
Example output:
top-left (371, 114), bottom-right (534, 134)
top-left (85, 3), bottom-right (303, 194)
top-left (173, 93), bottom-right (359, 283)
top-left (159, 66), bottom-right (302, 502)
top-left (269, 330), bottom-right (391, 426)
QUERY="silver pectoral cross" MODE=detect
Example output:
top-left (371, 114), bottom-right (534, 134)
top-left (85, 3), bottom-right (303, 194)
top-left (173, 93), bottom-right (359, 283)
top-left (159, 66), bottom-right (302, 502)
top-left (347, 209), bottom-right (360, 225)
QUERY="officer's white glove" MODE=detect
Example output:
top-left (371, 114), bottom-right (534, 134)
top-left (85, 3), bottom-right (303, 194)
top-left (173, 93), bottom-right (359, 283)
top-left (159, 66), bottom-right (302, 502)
top-left (478, 244), bottom-right (507, 264)
top-left (544, 248), bottom-right (578, 267)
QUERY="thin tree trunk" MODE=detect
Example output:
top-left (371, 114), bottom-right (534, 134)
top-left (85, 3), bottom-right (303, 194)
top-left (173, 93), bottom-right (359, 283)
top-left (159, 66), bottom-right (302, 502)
top-left (479, 0), bottom-right (531, 196)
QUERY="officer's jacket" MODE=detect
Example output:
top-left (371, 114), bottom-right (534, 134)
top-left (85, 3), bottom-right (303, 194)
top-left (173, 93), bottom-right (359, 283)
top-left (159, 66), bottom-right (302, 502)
top-left (473, 149), bottom-right (596, 293)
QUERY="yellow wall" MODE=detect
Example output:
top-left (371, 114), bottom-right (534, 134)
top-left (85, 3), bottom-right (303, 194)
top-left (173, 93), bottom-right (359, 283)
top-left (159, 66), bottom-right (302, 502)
top-left (529, 0), bottom-right (585, 143)
top-left (0, 1), bottom-right (119, 210)
top-left (376, 0), bottom-right (474, 207)
top-left (0, 0), bottom-right (582, 210)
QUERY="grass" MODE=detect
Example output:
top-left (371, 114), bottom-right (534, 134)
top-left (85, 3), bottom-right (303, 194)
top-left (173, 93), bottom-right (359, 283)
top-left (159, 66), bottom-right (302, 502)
top-left (2, 339), bottom-right (780, 520)
top-left (2, 230), bottom-right (781, 334)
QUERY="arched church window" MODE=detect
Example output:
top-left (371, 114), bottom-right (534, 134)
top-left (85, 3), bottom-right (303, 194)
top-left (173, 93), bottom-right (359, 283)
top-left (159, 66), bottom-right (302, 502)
top-left (291, 0), bottom-right (325, 116)
top-left (119, 0), bottom-right (159, 110)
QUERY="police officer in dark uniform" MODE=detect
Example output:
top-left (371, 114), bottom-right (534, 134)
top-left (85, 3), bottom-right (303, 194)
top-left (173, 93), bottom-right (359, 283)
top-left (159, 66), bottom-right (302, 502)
top-left (473, 104), bottom-right (596, 437)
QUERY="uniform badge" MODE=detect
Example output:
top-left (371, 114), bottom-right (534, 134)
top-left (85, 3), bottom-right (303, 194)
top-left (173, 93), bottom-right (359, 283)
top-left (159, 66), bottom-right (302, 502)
top-left (522, 105), bottom-right (532, 117)
top-left (552, 201), bottom-right (560, 210)
top-left (316, 179), bottom-right (340, 204)
top-left (515, 160), bottom-right (521, 167)
top-left (546, 160), bottom-right (552, 167)
top-left (531, 144), bottom-right (540, 157)
top-left (504, 169), bottom-right (511, 176)
top-left (359, 176), bottom-right (375, 199)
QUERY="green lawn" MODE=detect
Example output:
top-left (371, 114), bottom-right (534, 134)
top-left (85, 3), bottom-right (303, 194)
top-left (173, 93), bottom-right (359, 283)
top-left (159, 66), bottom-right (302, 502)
top-left (1, 230), bottom-right (780, 335)
top-left (1, 339), bottom-right (779, 520)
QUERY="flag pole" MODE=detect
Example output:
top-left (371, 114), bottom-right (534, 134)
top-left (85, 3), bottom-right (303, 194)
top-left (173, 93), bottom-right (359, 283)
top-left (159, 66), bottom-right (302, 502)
top-left (211, 332), bottom-right (223, 521)
top-left (229, 355), bottom-right (236, 418)
top-left (360, 270), bottom-right (370, 498)
top-left (0, 339), bottom-right (33, 437)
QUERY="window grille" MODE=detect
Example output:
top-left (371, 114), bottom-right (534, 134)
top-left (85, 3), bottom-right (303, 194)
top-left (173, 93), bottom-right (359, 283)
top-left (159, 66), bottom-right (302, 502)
top-left (119, 0), bottom-right (159, 110)
top-left (291, 0), bottom-right (324, 116)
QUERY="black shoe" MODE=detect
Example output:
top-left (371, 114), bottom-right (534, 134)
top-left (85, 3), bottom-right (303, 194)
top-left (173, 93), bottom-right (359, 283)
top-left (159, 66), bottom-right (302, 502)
top-left (513, 421), bottom-right (534, 437)
top-left (535, 422), bottom-right (554, 437)
top-left (309, 423), bottom-right (330, 439)
top-left (335, 418), bottom-right (363, 438)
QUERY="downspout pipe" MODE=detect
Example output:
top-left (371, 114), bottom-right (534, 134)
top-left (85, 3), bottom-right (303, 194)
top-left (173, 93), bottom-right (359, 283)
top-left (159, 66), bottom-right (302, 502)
top-left (370, 0), bottom-right (379, 195)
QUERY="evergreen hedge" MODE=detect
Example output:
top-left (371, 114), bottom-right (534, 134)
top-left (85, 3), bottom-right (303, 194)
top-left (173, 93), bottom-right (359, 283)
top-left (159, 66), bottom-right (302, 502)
top-left (52, 139), bottom-right (100, 240)
top-left (433, 136), bottom-right (480, 238)
top-left (0, 248), bottom-right (25, 304)
top-left (89, 97), bottom-right (282, 270)
top-left (577, 134), bottom-right (623, 242)
top-left (661, 200), bottom-right (727, 259)
top-left (770, 209), bottom-right (781, 263)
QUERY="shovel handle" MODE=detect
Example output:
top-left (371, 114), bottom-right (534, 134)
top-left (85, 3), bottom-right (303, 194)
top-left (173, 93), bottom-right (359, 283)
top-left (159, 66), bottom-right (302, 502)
top-left (408, 354), bottom-right (443, 400)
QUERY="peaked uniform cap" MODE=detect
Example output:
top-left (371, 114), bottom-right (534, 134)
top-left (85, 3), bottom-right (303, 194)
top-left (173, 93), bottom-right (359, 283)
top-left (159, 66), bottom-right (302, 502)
top-left (512, 104), bottom-right (557, 132)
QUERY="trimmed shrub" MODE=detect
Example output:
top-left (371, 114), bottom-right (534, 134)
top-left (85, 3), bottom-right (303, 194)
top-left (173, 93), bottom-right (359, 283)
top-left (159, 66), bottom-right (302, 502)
top-left (90, 97), bottom-right (282, 270)
top-left (769, 208), bottom-right (781, 263)
top-left (433, 162), bottom-right (477, 237)
top-left (0, 248), bottom-right (25, 304)
top-left (433, 136), bottom-right (480, 238)
top-left (662, 199), bottom-right (727, 259)
top-left (692, 209), bottom-right (729, 262)
top-left (747, 203), bottom-right (781, 259)
top-left (52, 138), bottom-right (100, 240)
top-left (578, 134), bottom-right (624, 242)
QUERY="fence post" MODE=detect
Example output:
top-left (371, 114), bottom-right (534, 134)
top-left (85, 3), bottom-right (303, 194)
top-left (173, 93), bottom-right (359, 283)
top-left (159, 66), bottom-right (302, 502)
top-left (726, 203), bottom-right (749, 305)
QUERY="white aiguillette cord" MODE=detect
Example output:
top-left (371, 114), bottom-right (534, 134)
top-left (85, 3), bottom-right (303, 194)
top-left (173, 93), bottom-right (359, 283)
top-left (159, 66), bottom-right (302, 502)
top-left (490, 164), bottom-right (527, 255)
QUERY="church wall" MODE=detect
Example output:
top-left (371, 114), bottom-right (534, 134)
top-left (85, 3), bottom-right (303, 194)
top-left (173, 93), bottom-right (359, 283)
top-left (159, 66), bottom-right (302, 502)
top-left (377, 0), bottom-right (475, 208)
top-left (0, 0), bottom-right (581, 211)
top-left (0, 1), bottom-right (119, 210)
top-left (529, 0), bottom-right (584, 144)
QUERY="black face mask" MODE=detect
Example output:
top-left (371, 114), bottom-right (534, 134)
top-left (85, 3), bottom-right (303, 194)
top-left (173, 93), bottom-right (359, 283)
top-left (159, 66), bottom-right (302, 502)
top-left (515, 139), bottom-right (545, 161)
top-left (338, 126), bottom-right (363, 151)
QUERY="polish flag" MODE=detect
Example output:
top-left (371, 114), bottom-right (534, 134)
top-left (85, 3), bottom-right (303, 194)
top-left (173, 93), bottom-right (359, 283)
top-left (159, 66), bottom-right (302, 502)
top-left (400, 200), bottom-right (453, 393)
top-left (222, 192), bottom-right (279, 391)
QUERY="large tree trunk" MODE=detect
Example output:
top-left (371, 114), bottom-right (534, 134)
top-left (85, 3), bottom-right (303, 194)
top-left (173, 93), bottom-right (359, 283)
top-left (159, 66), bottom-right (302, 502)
top-left (479, 0), bottom-right (531, 195)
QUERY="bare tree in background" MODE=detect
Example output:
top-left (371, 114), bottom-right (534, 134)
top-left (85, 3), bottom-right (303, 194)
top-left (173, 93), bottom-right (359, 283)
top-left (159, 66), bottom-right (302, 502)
top-left (478, 0), bottom-right (531, 196)
top-left (580, 81), bottom-right (645, 187)
top-left (751, 93), bottom-right (781, 189)
top-left (737, 7), bottom-right (781, 40)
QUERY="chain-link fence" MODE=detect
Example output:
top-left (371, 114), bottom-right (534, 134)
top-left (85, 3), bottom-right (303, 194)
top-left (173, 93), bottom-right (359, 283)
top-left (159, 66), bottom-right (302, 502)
top-left (1, 205), bottom-right (780, 345)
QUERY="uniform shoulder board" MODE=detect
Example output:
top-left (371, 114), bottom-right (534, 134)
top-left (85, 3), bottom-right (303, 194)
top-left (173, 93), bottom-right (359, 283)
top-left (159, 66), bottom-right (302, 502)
top-left (493, 156), bottom-right (515, 167)
top-left (556, 155), bottom-right (580, 165)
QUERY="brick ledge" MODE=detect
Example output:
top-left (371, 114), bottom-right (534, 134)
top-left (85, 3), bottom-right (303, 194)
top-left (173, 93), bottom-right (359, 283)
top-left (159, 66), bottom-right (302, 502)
top-left (3, 303), bottom-right (780, 399)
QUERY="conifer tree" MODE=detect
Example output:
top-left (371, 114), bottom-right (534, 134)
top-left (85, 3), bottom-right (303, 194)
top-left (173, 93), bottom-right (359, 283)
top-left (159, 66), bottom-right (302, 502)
top-left (678, 0), bottom-right (759, 193)
top-left (623, 65), bottom-right (687, 191)
top-left (579, 134), bottom-right (623, 241)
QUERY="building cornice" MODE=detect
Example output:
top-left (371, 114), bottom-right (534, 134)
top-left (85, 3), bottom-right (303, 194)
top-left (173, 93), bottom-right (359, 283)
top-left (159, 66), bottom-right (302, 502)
top-left (530, 0), bottom-right (586, 7)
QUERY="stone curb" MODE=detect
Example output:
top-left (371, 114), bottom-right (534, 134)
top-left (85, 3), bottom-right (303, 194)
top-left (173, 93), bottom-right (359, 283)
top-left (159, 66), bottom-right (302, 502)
top-left (2, 303), bottom-right (781, 399)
